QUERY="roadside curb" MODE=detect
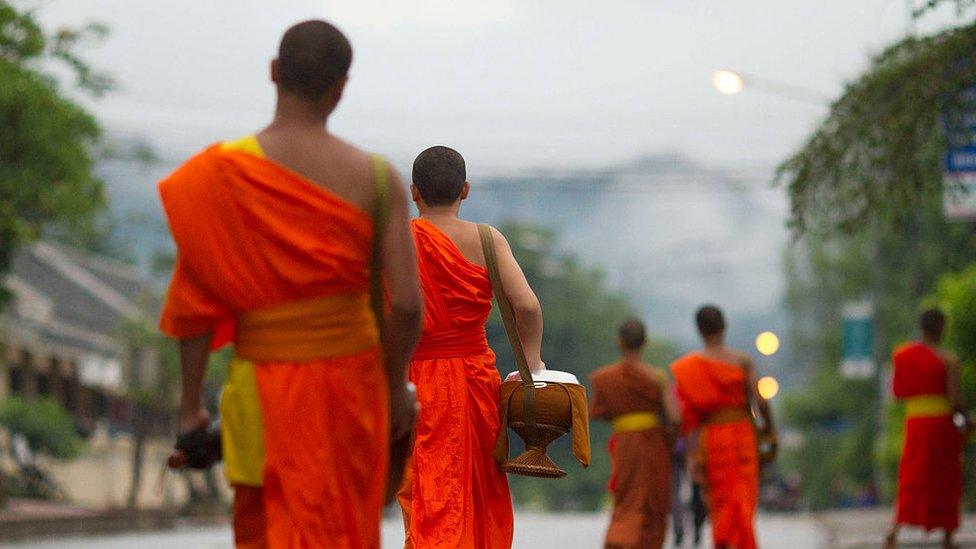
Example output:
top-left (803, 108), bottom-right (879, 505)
top-left (0, 508), bottom-right (178, 543)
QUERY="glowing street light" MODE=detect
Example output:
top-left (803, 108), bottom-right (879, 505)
top-left (711, 69), bottom-right (745, 95)
top-left (709, 69), bottom-right (830, 106)
top-left (755, 331), bottom-right (780, 356)
top-left (757, 376), bottom-right (780, 400)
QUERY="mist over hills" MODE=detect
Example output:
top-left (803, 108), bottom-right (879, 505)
top-left (96, 141), bottom-right (791, 376)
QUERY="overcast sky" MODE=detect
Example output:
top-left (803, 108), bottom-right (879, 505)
top-left (36, 0), bottom-right (962, 172)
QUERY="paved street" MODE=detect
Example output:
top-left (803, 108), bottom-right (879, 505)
top-left (3, 512), bottom-right (824, 548)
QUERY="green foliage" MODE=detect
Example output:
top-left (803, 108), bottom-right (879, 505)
top-left (489, 222), bottom-right (678, 511)
top-left (778, 11), bottom-right (976, 508)
top-left (932, 264), bottom-right (976, 509)
top-left (0, 2), bottom-right (112, 299)
top-left (780, 368), bottom-right (878, 508)
top-left (0, 397), bottom-right (82, 459)
top-left (915, 0), bottom-right (976, 17)
top-left (777, 21), bottom-right (976, 235)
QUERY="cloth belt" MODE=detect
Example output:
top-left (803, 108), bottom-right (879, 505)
top-left (704, 406), bottom-right (751, 425)
top-left (412, 329), bottom-right (490, 361)
top-left (611, 411), bottom-right (661, 433)
top-left (235, 292), bottom-right (379, 362)
top-left (905, 394), bottom-right (952, 418)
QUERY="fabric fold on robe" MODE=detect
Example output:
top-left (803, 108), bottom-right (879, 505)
top-left (159, 136), bottom-right (388, 549)
top-left (671, 353), bottom-right (757, 549)
top-left (590, 361), bottom-right (671, 549)
top-left (397, 218), bottom-right (513, 549)
top-left (892, 342), bottom-right (963, 532)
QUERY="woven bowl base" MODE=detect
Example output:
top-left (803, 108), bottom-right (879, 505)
top-left (502, 449), bottom-right (566, 478)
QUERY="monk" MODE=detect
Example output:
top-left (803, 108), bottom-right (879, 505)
top-left (670, 305), bottom-right (773, 549)
top-left (397, 146), bottom-right (544, 548)
top-left (160, 21), bottom-right (423, 548)
top-left (590, 318), bottom-right (681, 549)
top-left (885, 308), bottom-right (972, 549)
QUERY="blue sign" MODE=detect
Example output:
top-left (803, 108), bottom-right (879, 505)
top-left (944, 86), bottom-right (976, 220)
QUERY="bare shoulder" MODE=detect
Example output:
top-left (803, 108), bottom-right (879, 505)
top-left (330, 137), bottom-right (373, 177)
top-left (641, 363), bottom-right (666, 385)
top-left (589, 363), bottom-right (617, 384)
top-left (940, 348), bottom-right (960, 366)
top-left (486, 225), bottom-right (510, 245)
top-left (731, 348), bottom-right (753, 368)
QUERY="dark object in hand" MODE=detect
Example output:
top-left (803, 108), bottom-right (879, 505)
top-left (170, 421), bottom-right (222, 470)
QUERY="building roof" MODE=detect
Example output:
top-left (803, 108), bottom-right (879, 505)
top-left (2, 242), bottom-right (157, 363)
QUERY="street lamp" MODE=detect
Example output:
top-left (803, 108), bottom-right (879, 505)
top-left (710, 69), bottom-right (830, 106)
top-left (711, 70), bottom-right (745, 95)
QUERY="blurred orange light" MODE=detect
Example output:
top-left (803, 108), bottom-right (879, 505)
top-left (757, 376), bottom-right (780, 400)
top-left (755, 331), bottom-right (780, 356)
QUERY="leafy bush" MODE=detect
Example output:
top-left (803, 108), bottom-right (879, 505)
top-left (934, 265), bottom-right (976, 510)
top-left (0, 397), bottom-right (83, 459)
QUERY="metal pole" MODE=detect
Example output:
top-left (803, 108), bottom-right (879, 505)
top-left (740, 73), bottom-right (831, 107)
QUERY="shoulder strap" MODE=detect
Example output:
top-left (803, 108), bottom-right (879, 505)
top-left (370, 154), bottom-right (390, 334)
top-left (478, 224), bottom-right (538, 446)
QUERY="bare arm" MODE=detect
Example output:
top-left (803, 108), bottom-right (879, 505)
top-left (661, 371), bottom-right (682, 428)
top-left (491, 226), bottom-right (544, 371)
top-left (380, 166), bottom-right (424, 439)
top-left (743, 355), bottom-right (774, 431)
top-left (945, 351), bottom-right (966, 413)
top-left (178, 331), bottom-right (212, 432)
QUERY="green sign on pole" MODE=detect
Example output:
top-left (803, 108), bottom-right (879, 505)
top-left (841, 301), bottom-right (874, 379)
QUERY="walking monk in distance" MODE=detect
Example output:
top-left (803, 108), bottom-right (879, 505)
top-left (885, 308), bottom-right (973, 549)
top-left (670, 305), bottom-right (774, 549)
top-left (160, 20), bottom-right (423, 548)
top-left (397, 146), bottom-right (545, 548)
top-left (590, 318), bottom-right (681, 549)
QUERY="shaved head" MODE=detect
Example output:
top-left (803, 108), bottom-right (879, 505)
top-left (920, 307), bottom-right (945, 341)
top-left (276, 20), bottom-right (352, 102)
top-left (413, 146), bottom-right (467, 206)
top-left (618, 318), bottom-right (647, 351)
top-left (695, 304), bottom-right (726, 338)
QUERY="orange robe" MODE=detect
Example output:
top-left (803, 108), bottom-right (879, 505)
top-left (892, 342), bottom-right (963, 532)
top-left (590, 362), bottom-right (670, 549)
top-left (397, 219), bottom-right (514, 549)
top-left (159, 140), bottom-right (388, 548)
top-left (670, 353), bottom-right (757, 549)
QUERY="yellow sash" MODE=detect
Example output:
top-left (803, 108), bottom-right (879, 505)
top-left (236, 292), bottom-right (378, 363)
top-left (612, 411), bottom-right (660, 433)
top-left (905, 394), bottom-right (952, 418)
top-left (222, 292), bottom-right (380, 486)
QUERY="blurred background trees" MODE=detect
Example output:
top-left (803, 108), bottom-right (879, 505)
top-left (776, 3), bottom-right (976, 508)
top-left (0, 2), bottom-right (113, 302)
top-left (488, 223), bottom-right (678, 511)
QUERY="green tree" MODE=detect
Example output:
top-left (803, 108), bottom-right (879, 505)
top-left (489, 223), bottom-right (678, 511)
top-left (0, 2), bottom-right (113, 301)
top-left (776, 6), bottom-right (976, 507)
top-left (932, 266), bottom-right (976, 509)
top-left (0, 397), bottom-right (82, 459)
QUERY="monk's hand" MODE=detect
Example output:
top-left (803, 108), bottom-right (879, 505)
top-left (390, 382), bottom-right (418, 443)
top-left (168, 407), bottom-right (211, 469)
top-left (179, 407), bottom-right (211, 434)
